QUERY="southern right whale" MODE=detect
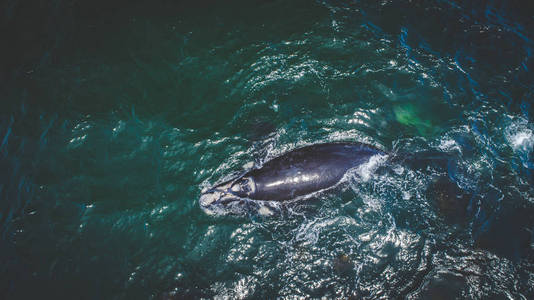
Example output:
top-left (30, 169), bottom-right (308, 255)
top-left (199, 142), bottom-right (389, 215)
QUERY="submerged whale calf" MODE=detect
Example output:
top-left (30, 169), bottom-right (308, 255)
top-left (199, 142), bottom-right (387, 215)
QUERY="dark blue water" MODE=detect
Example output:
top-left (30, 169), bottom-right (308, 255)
top-left (2, 0), bottom-right (534, 298)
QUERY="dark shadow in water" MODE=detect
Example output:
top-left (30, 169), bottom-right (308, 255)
top-left (474, 204), bottom-right (534, 262)
top-left (426, 176), bottom-right (471, 225)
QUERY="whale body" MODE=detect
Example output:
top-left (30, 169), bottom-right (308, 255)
top-left (199, 142), bottom-right (386, 215)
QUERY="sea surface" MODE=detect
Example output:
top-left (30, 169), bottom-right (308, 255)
top-left (2, 0), bottom-right (534, 298)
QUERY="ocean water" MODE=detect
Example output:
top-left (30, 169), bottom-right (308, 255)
top-left (1, 0), bottom-right (534, 298)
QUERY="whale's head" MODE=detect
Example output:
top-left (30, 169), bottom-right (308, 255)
top-left (199, 176), bottom-right (257, 215)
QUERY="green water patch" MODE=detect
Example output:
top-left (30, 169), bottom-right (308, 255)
top-left (393, 103), bottom-right (436, 136)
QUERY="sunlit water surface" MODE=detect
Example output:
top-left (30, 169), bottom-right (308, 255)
top-left (2, 0), bottom-right (534, 298)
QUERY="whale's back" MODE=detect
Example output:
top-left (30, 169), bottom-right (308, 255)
top-left (247, 143), bottom-right (385, 201)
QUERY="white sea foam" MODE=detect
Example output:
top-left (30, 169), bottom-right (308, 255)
top-left (355, 154), bottom-right (387, 182)
top-left (510, 130), bottom-right (534, 152)
top-left (438, 138), bottom-right (461, 152)
top-left (505, 117), bottom-right (534, 157)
